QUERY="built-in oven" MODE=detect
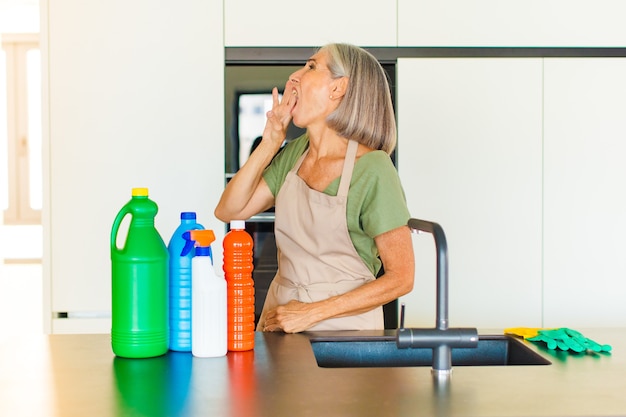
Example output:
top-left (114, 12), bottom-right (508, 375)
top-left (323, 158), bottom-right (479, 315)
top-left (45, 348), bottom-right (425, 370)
top-left (243, 211), bottom-right (277, 325)
top-left (225, 50), bottom-right (398, 328)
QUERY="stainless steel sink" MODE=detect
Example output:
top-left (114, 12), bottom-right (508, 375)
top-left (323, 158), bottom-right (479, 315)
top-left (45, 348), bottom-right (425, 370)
top-left (310, 335), bottom-right (551, 367)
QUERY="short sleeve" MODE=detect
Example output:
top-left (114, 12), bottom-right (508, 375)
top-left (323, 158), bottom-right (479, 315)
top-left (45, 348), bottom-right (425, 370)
top-left (350, 151), bottom-right (411, 239)
top-left (262, 135), bottom-right (309, 197)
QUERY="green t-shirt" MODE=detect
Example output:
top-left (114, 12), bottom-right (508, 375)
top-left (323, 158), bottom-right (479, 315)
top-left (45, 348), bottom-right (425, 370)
top-left (263, 135), bottom-right (411, 276)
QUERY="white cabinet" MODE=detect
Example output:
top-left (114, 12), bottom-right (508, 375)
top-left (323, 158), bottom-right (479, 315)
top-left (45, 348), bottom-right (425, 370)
top-left (398, 0), bottom-right (626, 47)
top-left (543, 58), bottom-right (626, 327)
top-left (397, 58), bottom-right (543, 328)
top-left (42, 0), bottom-right (226, 333)
top-left (225, 0), bottom-right (397, 47)
top-left (397, 57), bottom-right (626, 328)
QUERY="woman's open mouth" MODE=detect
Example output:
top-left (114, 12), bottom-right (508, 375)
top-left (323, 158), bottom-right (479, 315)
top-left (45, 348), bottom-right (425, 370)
top-left (291, 89), bottom-right (299, 112)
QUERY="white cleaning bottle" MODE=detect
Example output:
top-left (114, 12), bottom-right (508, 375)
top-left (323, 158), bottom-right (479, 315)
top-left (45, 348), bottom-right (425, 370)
top-left (182, 229), bottom-right (227, 357)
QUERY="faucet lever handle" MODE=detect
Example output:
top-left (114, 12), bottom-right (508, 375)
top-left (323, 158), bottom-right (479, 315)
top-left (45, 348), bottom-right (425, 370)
top-left (400, 303), bottom-right (406, 329)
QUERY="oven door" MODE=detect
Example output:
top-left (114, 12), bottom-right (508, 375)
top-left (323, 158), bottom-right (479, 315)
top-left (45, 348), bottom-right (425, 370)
top-left (245, 211), bottom-right (277, 325)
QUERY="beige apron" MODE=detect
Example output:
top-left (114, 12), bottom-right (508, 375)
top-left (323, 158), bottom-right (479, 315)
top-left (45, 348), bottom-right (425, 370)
top-left (258, 139), bottom-right (384, 331)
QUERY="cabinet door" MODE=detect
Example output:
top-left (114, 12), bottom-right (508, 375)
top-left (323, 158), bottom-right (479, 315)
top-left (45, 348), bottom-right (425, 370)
top-left (43, 0), bottom-right (225, 333)
top-left (397, 58), bottom-right (543, 328)
top-left (398, 0), bottom-right (626, 47)
top-left (543, 58), bottom-right (626, 327)
top-left (225, 0), bottom-right (396, 47)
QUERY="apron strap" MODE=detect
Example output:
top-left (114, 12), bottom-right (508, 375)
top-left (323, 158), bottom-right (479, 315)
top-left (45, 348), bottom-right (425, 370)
top-left (337, 140), bottom-right (358, 197)
top-left (292, 147), bottom-right (309, 171)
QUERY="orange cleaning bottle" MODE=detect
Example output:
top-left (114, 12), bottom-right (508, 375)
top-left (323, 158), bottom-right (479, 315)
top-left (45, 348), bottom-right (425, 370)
top-left (223, 220), bottom-right (255, 351)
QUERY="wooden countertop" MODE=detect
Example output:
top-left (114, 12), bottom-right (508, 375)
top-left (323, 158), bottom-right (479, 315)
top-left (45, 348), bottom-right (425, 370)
top-left (1, 329), bottom-right (625, 417)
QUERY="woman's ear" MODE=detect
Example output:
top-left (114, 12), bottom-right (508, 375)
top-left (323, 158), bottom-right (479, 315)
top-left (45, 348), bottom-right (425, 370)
top-left (330, 76), bottom-right (349, 99)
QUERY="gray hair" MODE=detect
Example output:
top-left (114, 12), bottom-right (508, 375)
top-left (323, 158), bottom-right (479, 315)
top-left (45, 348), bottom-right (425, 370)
top-left (323, 43), bottom-right (396, 154)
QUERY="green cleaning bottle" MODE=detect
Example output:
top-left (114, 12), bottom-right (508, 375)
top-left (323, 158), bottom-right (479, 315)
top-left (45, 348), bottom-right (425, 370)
top-left (110, 187), bottom-right (169, 358)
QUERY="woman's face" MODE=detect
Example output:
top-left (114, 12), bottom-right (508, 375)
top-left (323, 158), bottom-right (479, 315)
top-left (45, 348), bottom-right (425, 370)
top-left (288, 49), bottom-right (341, 128)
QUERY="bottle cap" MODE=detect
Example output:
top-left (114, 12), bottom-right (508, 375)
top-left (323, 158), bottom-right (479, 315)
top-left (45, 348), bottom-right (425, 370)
top-left (181, 230), bottom-right (216, 257)
top-left (181, 212), bottom-right (196, 220)
top-left (230, 220), bottom-right (245, 230)
top-left (189, 229), bottom-right (216, 247)
top-left (132, 187), bottom-right (149, 197)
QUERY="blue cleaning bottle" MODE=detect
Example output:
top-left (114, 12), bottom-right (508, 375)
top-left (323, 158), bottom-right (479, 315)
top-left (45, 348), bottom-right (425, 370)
top-left (167, 212), bottom-right (204, 351)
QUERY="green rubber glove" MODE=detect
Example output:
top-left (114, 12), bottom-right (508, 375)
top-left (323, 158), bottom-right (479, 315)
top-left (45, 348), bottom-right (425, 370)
top-left (528, 328), bottom-right (612, 353)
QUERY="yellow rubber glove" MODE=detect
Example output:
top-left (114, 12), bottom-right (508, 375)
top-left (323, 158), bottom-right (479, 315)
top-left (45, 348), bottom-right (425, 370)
top-left (504, 327), bottom-right (551, 339)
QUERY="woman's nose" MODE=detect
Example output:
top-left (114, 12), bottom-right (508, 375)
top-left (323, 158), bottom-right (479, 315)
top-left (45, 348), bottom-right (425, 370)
top-left (289, 69), bottom-right (302, 84)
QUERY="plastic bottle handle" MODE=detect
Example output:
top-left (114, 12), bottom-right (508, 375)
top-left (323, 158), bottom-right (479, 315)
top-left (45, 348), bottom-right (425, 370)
top-left (181, 231), bottom-right (194, 257)
top-left (111, 205), bottom-right (131, 253)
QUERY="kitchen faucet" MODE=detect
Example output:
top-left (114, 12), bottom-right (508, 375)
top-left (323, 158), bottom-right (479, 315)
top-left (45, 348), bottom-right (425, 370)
top-left (396, 218), bottom-right (479, 377)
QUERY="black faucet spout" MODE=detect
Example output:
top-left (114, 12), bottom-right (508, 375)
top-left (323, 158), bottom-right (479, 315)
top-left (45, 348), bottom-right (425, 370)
top-left (397, 219), bottom-right (479, 376)
top-left (407, 218), bottom-right (450, 331)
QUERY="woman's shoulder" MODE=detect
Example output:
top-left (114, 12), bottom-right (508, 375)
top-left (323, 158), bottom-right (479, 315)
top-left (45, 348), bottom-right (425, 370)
top-left (352, 148), bottom-right (404, 193)
top-left (356, 149), bottom-right (395, 172)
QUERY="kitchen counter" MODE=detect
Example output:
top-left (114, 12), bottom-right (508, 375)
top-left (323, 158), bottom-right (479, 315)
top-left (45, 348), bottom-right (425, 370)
top-left (1, 329), bottom-right (625, 417)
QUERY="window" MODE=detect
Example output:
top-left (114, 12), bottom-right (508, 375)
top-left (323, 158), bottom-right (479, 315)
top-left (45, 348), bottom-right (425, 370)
top-left (1, 33), bottom-right (41, 225)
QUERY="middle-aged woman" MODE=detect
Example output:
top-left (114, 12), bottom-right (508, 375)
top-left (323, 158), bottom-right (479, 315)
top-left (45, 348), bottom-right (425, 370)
top-left (215, 43), bottom-right (415, 333)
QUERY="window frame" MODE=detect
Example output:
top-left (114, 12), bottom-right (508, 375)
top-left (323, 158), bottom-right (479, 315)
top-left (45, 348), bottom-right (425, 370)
top-left (1, 33), bottom-right (41, 225)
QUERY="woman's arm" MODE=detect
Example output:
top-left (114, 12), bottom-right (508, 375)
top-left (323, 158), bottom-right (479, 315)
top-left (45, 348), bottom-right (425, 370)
top-left (215, 85), bottom-right (296, 222)
top-left (213, 148), bottom-right (276, 223)
top-left (262, 225), bottom-right (415, 333)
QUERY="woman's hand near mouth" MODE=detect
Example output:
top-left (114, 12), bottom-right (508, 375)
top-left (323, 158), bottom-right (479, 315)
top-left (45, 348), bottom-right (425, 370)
top-left (262, 80), bottom-right (297, 149)
top-left (214, 80), bottom-right (297, 223)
